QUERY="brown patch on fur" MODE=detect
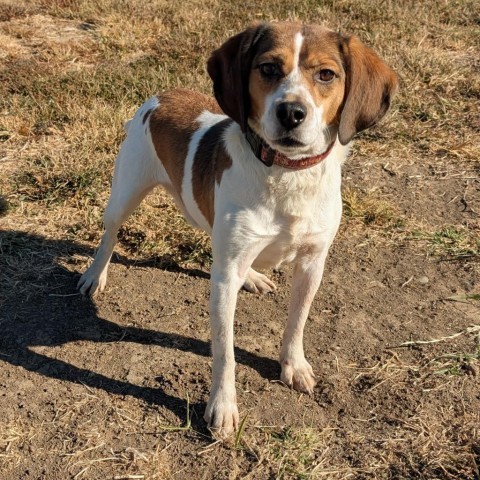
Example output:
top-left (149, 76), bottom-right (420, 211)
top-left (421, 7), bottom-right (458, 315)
top-left (300, 27), bottom-right (347, 127)
top-left (248, 70), bottom-right (270, 126)
top-left (338, 35), bottom-right (398, 144)
top-left (248, 23), bottom-right (301, 125)
top-left (149, 89), bottom-right (222, 196)
top-left (207, 23), bottom-right (269, 132)
top-left (248, 23), bottom-right (346, 129)
top-left (247, 23), bottom-right (396, 142)
top-left (192, 119), bottom-right (233, 226)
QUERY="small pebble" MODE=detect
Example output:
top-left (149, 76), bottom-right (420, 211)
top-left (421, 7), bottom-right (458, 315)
top-left (418, 276), bottom-right (429, 284)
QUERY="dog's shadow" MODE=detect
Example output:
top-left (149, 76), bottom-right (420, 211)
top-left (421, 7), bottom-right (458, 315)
top-left (0, 230), bottom-right (280, 433)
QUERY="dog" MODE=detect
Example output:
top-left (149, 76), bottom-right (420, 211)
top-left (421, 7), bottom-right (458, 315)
top-left (78, 21), bottom-right (397, 437)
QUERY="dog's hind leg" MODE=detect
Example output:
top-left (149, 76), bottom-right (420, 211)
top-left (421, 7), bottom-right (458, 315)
top-left (78, 185), bottom-right (155, 296)
top-left (243, 268), bottom-right (276, 294)
top-left (78, 110), bottom-right (162, 296)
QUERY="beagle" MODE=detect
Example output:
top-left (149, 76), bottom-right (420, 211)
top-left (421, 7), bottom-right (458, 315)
top-left (78, 22), bottom-right (398, 437)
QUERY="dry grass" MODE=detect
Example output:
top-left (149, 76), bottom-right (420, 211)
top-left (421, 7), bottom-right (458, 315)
top-left (1, 0), bottom-right (479, 478)
top-left (1, 0), bottom-right (479, 266)
top-left (342, 186), bottom-right (403, 229)
top-left (341, 329), bottom-right (480, 479)
top-left (0, 393), bottom-right (172, 479)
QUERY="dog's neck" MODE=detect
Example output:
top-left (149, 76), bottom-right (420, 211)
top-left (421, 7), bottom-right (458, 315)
top-left (245, 126), bottom-right (335, 170)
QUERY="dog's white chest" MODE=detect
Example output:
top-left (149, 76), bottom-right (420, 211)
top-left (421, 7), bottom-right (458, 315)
top-left (213, 146), bottom-right (344, 271)
top-left (253, 185), bottom-right (342, 269)
top-left (252, 212), bottom-right (339, 269)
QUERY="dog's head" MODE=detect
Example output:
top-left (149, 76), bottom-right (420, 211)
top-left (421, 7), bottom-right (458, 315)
top-left (207, 22), bottom-right (398, 157)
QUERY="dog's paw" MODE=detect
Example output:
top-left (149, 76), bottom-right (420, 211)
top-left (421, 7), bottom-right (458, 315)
top-left (77, 268), bottom-right (107, 296)
top-left (280, 357), bottom-right (316, 394)
top-left (204, 390), bottom-right (239, 438)
top-left (243, 269), bottom-right (276, 294)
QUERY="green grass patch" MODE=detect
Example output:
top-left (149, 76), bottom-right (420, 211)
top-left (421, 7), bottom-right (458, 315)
top-left (433, 351), bottom-right (480, 376)
top-left (409, 226), bottom-right (480, 258)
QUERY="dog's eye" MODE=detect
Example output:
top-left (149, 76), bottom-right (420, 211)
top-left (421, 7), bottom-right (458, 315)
top-left (259, 63), bottom-right (281, 77)
top-left (315, 69), bottom-right (335, 83)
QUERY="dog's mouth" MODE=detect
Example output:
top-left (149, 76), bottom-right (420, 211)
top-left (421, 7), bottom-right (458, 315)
top-left (272, 136), bottom-right (305, 148)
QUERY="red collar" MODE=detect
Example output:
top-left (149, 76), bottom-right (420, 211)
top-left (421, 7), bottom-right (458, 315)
top-left (260, 140), bottom-right (335, 170)
top-left (245, 126), bottom-right (335, 170)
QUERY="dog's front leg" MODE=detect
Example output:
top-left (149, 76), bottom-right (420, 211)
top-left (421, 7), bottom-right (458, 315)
top-left (279, 252), bottom-right (329, 394)
top-left (203, 263), bottom-right (242, 437)
top-left (204, 229), bottom-right (266, 437)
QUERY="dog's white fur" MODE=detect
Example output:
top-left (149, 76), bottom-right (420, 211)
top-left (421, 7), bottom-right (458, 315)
top-left (78, 22), bottom-right (397, 437)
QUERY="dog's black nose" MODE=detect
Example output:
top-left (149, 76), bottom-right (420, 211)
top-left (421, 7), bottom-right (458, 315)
top-left (276, 102), bottom-right (307, 130)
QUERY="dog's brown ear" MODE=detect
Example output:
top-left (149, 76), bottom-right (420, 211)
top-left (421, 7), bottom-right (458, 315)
top-left (207, 23), bottom-right (268, 132)
top-left (338, 35), bottom-right (398, 145)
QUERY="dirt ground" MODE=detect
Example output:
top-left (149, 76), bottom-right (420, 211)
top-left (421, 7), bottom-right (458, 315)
top-left (0, 1), bottom-right (479, 479)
